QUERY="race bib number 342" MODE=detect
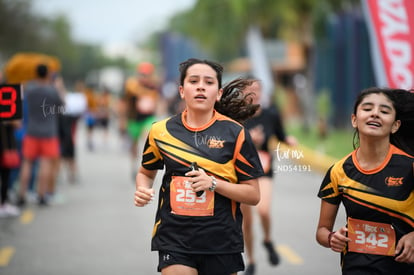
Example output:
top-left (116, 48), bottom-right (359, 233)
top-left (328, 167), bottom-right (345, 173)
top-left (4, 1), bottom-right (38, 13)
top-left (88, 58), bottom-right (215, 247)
top-left (347, 217), bottom-right (396, 256)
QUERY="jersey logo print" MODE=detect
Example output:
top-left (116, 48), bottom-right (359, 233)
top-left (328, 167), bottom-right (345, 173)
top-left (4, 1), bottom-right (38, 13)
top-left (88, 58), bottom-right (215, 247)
top-left (384, 176), bottom-right (404, 187)
top-left (208, 137), bottom-right (225, 148)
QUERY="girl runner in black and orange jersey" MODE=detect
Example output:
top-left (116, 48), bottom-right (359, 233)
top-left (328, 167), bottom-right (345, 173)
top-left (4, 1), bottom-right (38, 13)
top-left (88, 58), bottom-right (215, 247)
top-left (134, 58), bottom-right (263, 275)
top-left (316, 87), bottom-right (414, 274)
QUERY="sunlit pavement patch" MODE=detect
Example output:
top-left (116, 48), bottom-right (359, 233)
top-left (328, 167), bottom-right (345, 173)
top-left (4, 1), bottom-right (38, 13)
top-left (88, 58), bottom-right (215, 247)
top-left (20, 209), bottom-right (34, 224)
top-left (0, 210), bottom-right (35, 268)
top-left (277, 244), bottom-right (304, 265)
top-left (0, 246), bottom-right (15, 267)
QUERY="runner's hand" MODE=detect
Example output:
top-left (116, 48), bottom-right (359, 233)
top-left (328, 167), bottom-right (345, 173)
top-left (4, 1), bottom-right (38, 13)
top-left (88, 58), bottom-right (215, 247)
top-left (186, 168), bottom-right (210, 194)
top-left (395, 231), bottom-right (414, 263)
top-left (134, 186), bottom-right (154, 207)
top-left (330, 226), bottom-right (350, 253)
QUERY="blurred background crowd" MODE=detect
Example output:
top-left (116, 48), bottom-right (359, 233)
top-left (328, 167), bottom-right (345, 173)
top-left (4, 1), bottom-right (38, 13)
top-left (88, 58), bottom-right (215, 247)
top-left (1, 1), bottom-right (413, 274)
top-left (1, 0), bottom-right (411, 214)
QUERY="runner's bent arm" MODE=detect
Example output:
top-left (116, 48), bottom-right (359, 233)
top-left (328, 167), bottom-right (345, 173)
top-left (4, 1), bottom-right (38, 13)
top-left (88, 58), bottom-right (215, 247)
top-left (186, 169), bottom-right (260, 205)
top-left (316, 200), bottom-right (349, 252)
top-left (216, 178), bottom-right (259, 205)
top-left (134, 167), bottom-right (157, 207)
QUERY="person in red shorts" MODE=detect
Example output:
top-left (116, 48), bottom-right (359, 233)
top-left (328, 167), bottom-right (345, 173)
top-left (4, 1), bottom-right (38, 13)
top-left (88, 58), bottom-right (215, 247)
top-left (17, 64), bottom-right (65, 206)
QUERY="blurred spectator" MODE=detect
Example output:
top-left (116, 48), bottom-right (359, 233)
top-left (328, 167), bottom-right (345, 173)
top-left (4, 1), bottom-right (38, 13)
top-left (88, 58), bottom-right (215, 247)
top-left (58, 87), bottom-right (87, 184)
top-left (82, 83), bottom-right (98, 151)
top-left (241, 78), bottom-right (297, 275)
top-left (0, 70), bottom-right (20, 217)
top-left (0, 121), bottom-right (21, 217)
top-left (95, 87), bottom-right (112, 146)
top-left (17, 64), bottom-right (65, 206)
top-left (8, 92), bottom-right (39, 204)
top-left (116, 93), bottom-right (129, 150)
top-left (123, 62), bottom-right (160, 177)
top-left (48, 75), bottom-right (67, 200)
top-left (162, 80), bottom-right (184, 115)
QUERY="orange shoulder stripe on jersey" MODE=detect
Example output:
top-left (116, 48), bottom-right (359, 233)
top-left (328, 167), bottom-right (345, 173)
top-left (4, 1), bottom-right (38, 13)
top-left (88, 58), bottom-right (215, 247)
top-left (233, 129), bottom-right (245, 161)
top-left (390, 144), bottom-right (414, 158)
top-left (343, 194), bottom-right (414, 228)
top-left (236, 154), bottom-right (255, 168)
top-left (215, 111), bottom-right (239, 122)
top-left (352, 145), bottom-right (414, 174)
top-left (235, 166), bottom-right (254, 177)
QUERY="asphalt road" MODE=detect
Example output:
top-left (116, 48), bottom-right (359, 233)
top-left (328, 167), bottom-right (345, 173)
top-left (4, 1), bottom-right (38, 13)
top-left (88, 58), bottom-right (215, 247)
top-left (0, 122), bottom-right (345, 275)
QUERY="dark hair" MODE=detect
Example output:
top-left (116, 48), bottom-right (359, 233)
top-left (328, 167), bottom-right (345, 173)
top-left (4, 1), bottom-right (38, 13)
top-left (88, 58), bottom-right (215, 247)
top-left (179, 58), bottom-right (223, 88)
top-left (178, 58), bottom-right (259, 123)
top-left (216, 77), bottom-right (260, 123)
top-left (352, 87), bottom-right (414, 155)
top-left (36, 64), bottom-right (48, 78)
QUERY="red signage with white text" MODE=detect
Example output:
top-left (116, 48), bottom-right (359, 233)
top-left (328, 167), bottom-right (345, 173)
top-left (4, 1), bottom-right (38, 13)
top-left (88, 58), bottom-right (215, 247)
top-left (362, 0), bottom-right (414, 89)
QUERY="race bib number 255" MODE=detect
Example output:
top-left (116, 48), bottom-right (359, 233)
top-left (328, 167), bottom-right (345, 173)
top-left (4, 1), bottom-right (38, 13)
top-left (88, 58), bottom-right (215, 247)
top-left (170, 176), bottom-right (214, 216)
top-left (347, 217), bottom-right (395, 256)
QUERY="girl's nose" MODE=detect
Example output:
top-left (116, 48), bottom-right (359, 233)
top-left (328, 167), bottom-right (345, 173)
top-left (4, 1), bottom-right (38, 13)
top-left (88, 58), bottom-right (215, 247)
top-left (370, 107), bottom-right (379, 117)
top-left (196, 82), bottom-right (205, 90)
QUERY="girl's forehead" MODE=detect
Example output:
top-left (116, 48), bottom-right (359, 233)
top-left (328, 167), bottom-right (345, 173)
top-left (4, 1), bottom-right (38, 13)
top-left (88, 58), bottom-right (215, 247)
top-left (360, 93), bottom-right (392, 105)
top-left (186, 64), bottom-right (216, 78)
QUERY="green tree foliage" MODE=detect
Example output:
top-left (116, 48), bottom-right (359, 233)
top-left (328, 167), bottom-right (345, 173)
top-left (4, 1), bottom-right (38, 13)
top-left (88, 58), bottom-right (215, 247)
top-left (168, 0), bottom-right (361, 61)
top-left (169, 0), bottom-right (243, 60)
top-left (0, 0), bottom-right (42, 58)
top-left (167, 0), bottom-right (301, 60)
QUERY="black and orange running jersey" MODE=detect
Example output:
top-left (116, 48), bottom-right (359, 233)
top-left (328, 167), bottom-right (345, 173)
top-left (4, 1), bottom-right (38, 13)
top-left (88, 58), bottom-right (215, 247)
top-left (142, 110), bottom-right (264, 254)
top-left (318, 144), bottom-right (414, 274)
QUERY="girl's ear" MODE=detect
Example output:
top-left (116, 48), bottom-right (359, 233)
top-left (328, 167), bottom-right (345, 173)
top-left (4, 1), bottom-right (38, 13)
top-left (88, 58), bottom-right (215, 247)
top-left (216, 88), bottom-right (223, 102)
top-left (351, 114), bottom-right (357, 129)
top-left (391, 119), bottom-right (401, 134)
top-left (179, 85), bottom-right (185, 99)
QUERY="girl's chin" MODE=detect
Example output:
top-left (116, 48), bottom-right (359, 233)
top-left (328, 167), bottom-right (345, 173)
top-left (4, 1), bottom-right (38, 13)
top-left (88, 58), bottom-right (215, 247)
top-left (188, 105), bottom-right (213, 112)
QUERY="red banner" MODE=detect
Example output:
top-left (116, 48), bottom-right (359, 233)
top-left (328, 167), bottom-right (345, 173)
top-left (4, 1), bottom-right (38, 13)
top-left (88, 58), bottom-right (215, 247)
top-left (362, 0), bottom-right (414, 89)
